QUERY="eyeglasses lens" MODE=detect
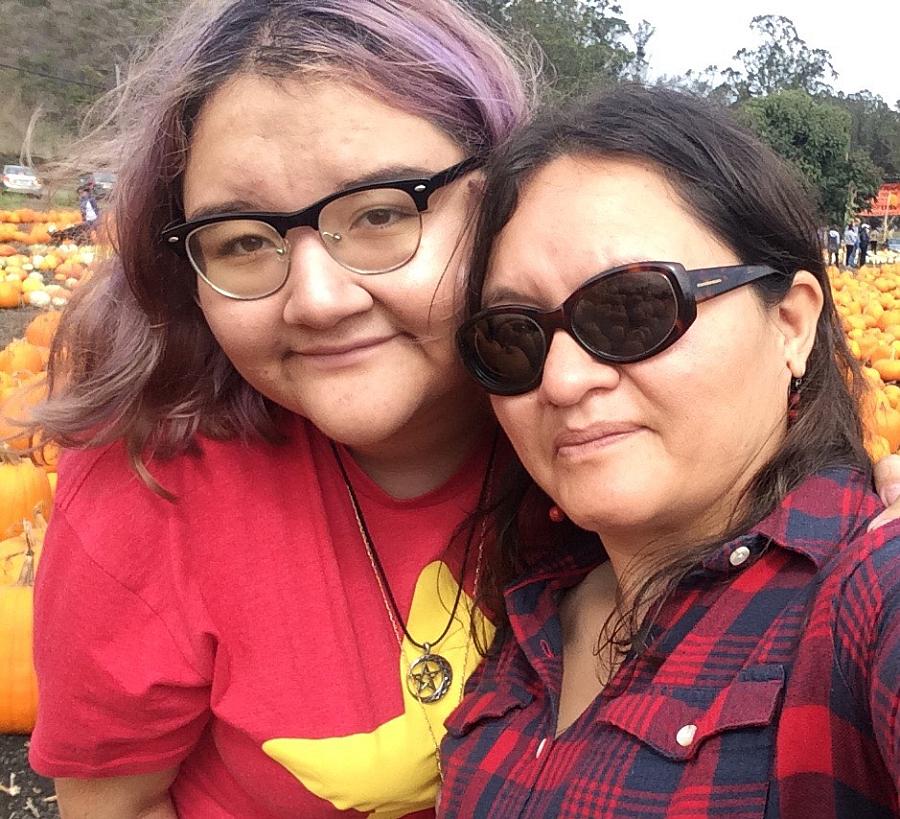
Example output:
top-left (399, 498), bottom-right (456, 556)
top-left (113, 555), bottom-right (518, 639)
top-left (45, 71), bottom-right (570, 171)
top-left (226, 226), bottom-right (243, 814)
top-left (571, 269), bottom-right (678, 359)
top-left (465, 268), bottom-right (680, 393)
top-left (319, 188), bottom-right (423, 274)
top-left (471, 315), bottom-right (547, 391)
top-left (187, 219), bottom-right (288, 299)
top-left (186, 189), bottom-right (424, 298)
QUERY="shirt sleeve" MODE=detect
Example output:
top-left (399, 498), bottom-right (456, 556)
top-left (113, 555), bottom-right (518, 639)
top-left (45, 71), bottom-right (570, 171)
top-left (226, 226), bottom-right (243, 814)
top-left (834, 534), bottom-right (900, 788)
top-left (29, 510), bottom-right (212, 778)
top-left (869, 544), bottom-right (900, 781)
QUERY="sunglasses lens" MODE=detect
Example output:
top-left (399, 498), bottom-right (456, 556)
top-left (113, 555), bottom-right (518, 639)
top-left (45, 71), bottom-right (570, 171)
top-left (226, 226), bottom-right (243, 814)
top-left (572, 268), bottom-right (678, 360)
top-left (460, 314), bottom-right (547, 394)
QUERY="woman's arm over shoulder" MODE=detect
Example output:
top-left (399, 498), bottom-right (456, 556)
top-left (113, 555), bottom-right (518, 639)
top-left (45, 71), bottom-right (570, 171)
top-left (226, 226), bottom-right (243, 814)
top-left (55, 769), bottom-right (178, 819)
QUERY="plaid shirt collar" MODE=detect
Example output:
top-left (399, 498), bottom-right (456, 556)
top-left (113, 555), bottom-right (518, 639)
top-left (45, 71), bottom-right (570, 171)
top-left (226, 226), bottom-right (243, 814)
top-left (505, 466), bottom-right (876, 602)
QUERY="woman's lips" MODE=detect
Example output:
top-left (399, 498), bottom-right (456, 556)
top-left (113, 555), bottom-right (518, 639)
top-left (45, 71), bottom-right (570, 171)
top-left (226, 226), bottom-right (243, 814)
top-left (554, 422), bottom-right (643, 457)
top-left (294, 334), bottom-right (400, 364)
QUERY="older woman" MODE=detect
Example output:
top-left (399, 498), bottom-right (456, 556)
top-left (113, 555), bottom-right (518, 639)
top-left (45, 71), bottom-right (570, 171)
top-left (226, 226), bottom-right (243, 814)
top-left (443, 85), bottom-right (899, 817)
top-left (27, 2), bottom-right (533, 817)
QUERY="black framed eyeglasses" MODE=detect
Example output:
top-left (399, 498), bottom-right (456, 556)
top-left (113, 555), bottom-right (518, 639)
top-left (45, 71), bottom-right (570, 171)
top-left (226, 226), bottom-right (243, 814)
top-left (160, 156), bottom-right (483, 300)
top-left (456, 261), bottom-right (783, 396)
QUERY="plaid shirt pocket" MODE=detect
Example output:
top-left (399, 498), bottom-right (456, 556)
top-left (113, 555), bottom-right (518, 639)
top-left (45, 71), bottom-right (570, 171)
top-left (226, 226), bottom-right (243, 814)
top-left (574, 664), bottom-right (785, 817)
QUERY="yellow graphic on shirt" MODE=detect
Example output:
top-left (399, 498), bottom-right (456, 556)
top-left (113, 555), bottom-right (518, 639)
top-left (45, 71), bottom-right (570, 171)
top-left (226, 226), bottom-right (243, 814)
top-left (262, 561), bottom-right (494, 818)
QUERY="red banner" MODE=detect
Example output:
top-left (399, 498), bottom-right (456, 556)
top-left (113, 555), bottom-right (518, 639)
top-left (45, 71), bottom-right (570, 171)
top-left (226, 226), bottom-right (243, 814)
top-left (858, 183), bottom-right (900, 217)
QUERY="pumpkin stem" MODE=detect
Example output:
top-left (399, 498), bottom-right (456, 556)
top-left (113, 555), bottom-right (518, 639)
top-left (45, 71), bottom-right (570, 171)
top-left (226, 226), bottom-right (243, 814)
top-left (16, 520), bottom-right (35, 587)
top-left (0, 444), bottom-right (23, 466)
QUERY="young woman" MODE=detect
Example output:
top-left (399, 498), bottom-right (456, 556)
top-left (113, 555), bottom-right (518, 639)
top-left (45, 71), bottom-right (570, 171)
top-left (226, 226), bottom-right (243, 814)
top-left (442, 84), bottom-right (900, 817)
top-left (27, 2), bottom-right (534, 817)
top-left (24, 5), bottom-right (900, 818)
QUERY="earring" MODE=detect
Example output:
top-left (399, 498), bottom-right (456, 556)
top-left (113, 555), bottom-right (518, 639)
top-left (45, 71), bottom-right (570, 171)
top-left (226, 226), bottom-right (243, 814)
top-left (549, 505), bottom-right (566, 523)
top-left (788, 376), bottom-right (803, 426)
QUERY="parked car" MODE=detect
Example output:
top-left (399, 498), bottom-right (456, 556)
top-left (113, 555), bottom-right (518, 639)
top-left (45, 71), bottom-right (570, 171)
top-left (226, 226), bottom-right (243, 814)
top-left (77, 171), bottom-right (116, 198)
top-left (1, 164), bottom-right (43, 197)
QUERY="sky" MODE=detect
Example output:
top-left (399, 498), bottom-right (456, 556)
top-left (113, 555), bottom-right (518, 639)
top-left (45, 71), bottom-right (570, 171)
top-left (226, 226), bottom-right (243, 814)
top-left (617, 0), bottom-right (900, 106)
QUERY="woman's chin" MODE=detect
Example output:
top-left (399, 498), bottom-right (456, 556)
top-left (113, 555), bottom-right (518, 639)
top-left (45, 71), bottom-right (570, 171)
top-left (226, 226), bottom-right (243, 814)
top-left (559, 483), bottom-right (669, 538)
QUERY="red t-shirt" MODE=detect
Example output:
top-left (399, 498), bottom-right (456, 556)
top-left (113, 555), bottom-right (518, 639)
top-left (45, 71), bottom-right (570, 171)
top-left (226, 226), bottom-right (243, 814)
top-left (29, 416), bottom-right (495, 818)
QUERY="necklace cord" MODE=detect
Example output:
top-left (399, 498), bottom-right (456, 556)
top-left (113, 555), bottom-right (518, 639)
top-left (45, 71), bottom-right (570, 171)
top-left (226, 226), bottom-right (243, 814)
top-left (330, 431), bottom-right (498, 651)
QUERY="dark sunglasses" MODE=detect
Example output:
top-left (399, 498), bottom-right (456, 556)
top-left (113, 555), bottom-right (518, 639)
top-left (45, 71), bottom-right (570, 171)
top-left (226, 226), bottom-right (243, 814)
top-left (456, 261), bottom-right (783, 396)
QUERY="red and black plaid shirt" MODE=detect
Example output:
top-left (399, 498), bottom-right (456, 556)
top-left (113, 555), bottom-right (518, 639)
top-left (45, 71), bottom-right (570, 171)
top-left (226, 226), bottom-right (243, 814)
top-left (439, 468), bottom-right (900, 818)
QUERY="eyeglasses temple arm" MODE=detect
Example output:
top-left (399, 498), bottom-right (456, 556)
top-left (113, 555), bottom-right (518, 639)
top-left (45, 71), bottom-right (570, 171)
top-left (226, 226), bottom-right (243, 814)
top-left (428, 155), bottom-right (485, 188)
top-left (692, 265), bottom-right (782, 303)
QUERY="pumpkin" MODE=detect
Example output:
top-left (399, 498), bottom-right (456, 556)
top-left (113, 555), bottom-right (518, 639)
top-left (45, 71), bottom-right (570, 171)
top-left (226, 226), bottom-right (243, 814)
top-left (0, 523), bottom-right (39, 733)
top-left (0, 448), bottom-right (52, 539)
top-left (0, 374), bottom-right (48, 450)
top-left (866, 433), bottom-right (892, 460)
top-left (0, 340), bottom-right (44, 374)
top-left (872, 358), bottom-right (900, 383)
top-left (0, 517), bottom-right (45, 584)
top-left (0, 281), bottom-right (20, 309)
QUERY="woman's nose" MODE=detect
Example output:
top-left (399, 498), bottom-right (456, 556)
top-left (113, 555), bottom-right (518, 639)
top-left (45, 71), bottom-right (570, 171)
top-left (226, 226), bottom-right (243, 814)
top-left (280, 229), bottom-right (374, 328)
top-left (537, 331), bottom-right (621, 406)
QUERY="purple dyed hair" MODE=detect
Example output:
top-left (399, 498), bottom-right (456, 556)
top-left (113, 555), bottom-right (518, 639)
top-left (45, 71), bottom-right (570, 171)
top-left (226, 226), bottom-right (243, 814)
top-left (31, 0), bottom-right (536, 486)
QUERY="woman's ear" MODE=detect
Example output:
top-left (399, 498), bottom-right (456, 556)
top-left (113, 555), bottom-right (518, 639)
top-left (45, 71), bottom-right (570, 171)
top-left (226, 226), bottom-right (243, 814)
top-left (771, 271), bottom-right (824, 378)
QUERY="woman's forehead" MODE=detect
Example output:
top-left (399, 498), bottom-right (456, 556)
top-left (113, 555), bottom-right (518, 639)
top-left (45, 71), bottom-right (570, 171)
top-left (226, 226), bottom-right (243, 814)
top-left (183, 75), bottom-right (463, 214)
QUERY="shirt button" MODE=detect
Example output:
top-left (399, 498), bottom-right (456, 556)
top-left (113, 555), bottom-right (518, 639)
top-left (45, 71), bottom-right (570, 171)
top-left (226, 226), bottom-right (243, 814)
top-left (676, 724), bottom-right (698, 747)
top-left (729, 545), bottom-right (751, 567)
top-left (536, 737), bottom-right (548, 759)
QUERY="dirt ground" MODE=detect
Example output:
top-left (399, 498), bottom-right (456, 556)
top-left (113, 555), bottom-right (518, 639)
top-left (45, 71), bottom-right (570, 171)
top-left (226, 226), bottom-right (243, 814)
top-left (1, 307), bottom-right (60, 819)
top-left (0, 736), bottom-right (58, 819)
top-left (0, 307), bottom-right (42, 348)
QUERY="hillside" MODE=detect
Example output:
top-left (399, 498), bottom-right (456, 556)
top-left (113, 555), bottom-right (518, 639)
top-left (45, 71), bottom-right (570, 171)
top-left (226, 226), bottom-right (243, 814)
top-left (0, 0), bottom-right (179, 160)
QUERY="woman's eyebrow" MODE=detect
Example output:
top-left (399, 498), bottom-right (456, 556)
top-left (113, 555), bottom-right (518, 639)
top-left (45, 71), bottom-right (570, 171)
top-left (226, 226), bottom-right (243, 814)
top-left (338, 164), bottom-right (435, 188)
top-left (481, 285), bottom-right (544, 309)
top-left (185, 165), bottom-right (438, 221)
top-left (187, 199), bottom-right (257, 220)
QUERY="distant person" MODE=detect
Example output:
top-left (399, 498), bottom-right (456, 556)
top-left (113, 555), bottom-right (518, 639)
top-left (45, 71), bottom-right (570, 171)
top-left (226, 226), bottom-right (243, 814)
top-left (870, 226), bottom-right (880, 253)
top-left (827, 225), bottom-right (841, 266)
top-left (843, 222), bottom-right (858, 267)
top-left (859, 221), bottom-right (871, 266)
top-left (78, 185), bottom-right (99, 226)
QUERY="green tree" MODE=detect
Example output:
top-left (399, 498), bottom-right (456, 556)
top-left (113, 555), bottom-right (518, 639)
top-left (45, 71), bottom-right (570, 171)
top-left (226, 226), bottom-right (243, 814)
top-left (830, 91), bottom-right (900, 178)
top-left (739, 90), bottom-right (882, 224)
top-left (723, 15), bottom-right (836, 100)
top-left (467, 0), bottom-right (649, 96)
top-left (669, 15), bottom-right (836, 104)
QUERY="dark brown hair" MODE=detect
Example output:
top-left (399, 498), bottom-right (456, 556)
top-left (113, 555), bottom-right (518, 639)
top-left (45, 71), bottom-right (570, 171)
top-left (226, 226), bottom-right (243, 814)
top-left (465, 84), bottom-right (871, 648)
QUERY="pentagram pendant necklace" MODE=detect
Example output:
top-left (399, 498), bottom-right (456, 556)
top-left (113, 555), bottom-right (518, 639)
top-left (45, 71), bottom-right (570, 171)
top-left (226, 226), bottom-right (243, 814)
top-left (407, 643), bottom-right (453, 703)
top-left (331, 434), bottom-right (497, 705)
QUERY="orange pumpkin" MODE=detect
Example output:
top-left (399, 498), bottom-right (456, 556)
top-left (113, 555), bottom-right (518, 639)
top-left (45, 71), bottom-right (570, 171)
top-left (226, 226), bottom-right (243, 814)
top-left (0, 282), bottom-right (20, 309)
top-left (0, 449), bottom-right (52, 539)
top-left (24, 311), bottom-right (60, 348)
top-left (0, 523), bottom-right (39, 732)
top-left (872, 358), bottom-right (900, 383)
top-left (0, 374), bottom-right (48, 451)
top-left (0, 518), bottom-right (45, 584)
top-left (0, 340), bottom-right (44, 375)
